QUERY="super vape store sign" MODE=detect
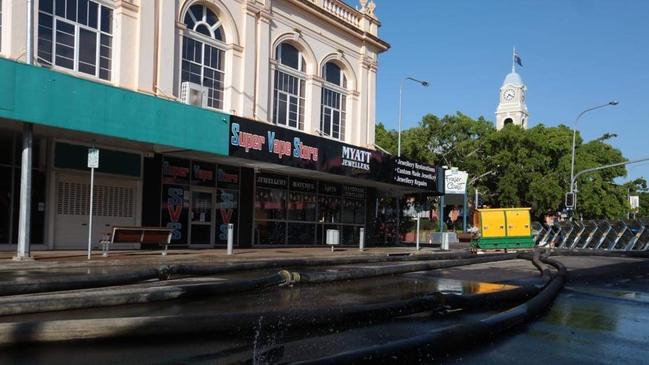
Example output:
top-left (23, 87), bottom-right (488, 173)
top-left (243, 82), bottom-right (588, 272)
top-left (228, 116), bottom-right (442, 193)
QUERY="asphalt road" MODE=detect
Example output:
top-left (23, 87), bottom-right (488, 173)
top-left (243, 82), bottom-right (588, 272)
top-left (0, 256), bottom-right (646, 364)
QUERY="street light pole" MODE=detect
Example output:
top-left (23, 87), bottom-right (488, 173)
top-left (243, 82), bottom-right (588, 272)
top-left (464, 171), bottom-right (496, 231)
top-left (569, 101), bottom-right (619, 199)
top-left (398, 77), bottom-right (429, 157)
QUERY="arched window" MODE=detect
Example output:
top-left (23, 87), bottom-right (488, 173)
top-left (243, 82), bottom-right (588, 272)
top-left (181, 4), bottom-right (226, 109)
top-left (320, 62), bottom-right (348, 140)
top-left (37, 0), bottom-right (113, 80)
top-left (504, 118), bottom-right (513, 125)
top-left (273, 43), bottom-right (306, 130)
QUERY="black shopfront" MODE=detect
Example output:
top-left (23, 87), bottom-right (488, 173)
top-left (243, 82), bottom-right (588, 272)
top-left (228, 116), bottom-right (442, 247)
top-left (141, 117), bottom-right (441, 248)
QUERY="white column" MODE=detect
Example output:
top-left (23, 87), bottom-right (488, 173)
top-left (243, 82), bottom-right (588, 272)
top-left (239, 5), bottom-right (258, 118)
top-left (356, 57), bottom-right (370, 147)
top-left (255, 10), bottom-right (272, 122)
top-left (366, 61), bottom-right (378, 147)
top-left (156, 3), bottom-right (178, 98)
top-left (111, 4), bottom-right (139, 88)
top-left (136, 0), bottom-right (155, 93)
top-left (5, 0), bottom-right (27, 60)
top-left (306, 77), bottom-right (323, 134)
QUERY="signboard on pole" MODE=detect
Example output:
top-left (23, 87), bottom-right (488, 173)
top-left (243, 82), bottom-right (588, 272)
top-left (444, 169), bottom-right (468, 194)
top-left (630, 195), bottom-right (640, 210)
top-left (87, 148), bottom-right (99, 168)
top-left (87, 148), bottom-right (99, 260)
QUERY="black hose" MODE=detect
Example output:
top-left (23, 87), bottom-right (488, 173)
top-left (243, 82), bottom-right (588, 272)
top-left (0, 254), bottom-right (516, 316)
top-left (286, 256), bottom-right (566, 365)
top-left (551, 248), bottom-right (649, 259)
top-left (0, 272), bottom-right (290, 316)
top-left (0, 284), bottom-right (543, 345)
top-left (0, 251), bottom-right (478, 297)
top-left (0, 268), bottom-right (162, 297)
top-left (294, 254), bottom-right (517, 284)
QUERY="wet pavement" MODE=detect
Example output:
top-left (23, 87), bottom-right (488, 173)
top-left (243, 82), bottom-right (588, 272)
top-left (0, 255), bottom-right (647, 364)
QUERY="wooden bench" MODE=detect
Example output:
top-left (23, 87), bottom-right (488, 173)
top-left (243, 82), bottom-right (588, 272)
top-left (99, 227), bottom-right (174, 257)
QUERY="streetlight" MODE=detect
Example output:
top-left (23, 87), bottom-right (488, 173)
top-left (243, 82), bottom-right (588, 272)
top-left (568, 101), bottom-right (619, 209)
top-left (398, 77), bottom-right (429, 157)
top-left (464, 170), bottom-right (497, 231)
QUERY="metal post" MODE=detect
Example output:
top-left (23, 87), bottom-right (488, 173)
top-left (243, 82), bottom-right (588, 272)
top-left (416, 215), bottom-right (420, 251)
top-left (463, 190), bottom-right (468, 232)
top-left (87, 167), bottom-right (95, 260)
top-left (475, 188), bottom-right (478, 209)
top-left (439, 195), bottom-right (445, 233)
top-left (398, 81), bottom-right (403, 157)
top-left (26, 0), bottom-right (34, 64)
top-left (227, 223), bottom-right (234, 255)
top-left (359, 227), bottom-right (365, 252)
top-left (15, 124), bottom-right (33, 261)
top-left (15, 0), bottom-right (35, 261)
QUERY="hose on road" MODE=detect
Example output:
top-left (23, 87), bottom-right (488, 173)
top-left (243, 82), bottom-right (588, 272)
top-left (287, 254), bottom-right (566, 365)
top-left (0, 251), bottom-right (478, 297)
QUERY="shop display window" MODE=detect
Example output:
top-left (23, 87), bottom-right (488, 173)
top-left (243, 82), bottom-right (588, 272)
top-left (288, 191), bottom-right (317, 221)
top-left (216, 189), bottom-right (238, 244)
top-left (287, 223), bottom-right (316, 245)
top-left (255, 221), bottom-right (286, 245)
top-left (318, 195), bottom-right (341, 223)
top-left (255, 188), bottom-right (286, 220)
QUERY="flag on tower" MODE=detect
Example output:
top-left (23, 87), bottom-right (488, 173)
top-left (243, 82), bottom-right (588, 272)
top-left (514, 51), bottom-right (523, 67)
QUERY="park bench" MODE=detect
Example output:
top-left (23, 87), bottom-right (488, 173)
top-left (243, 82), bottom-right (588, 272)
top-left (99, 227), bottom-right (174, 257)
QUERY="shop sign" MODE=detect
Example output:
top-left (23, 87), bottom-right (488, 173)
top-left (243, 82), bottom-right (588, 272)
top-left (290, 178), bottom-right (317, 193)
top-left (444, 169), bottom-right (469, 194)
top-left (162, 157), bottom-right (190, 185)
top-left (392, 158), bottom-right (438, 190)
top-left (319, 182), bottom-right (342, 196)
top-left (191, 161), bottom-right (215, 186)
top-left (229, 117), bottom-right (442, 194)
top-left (256, 173), bottom-right (288, 189)
top-left (343, 185), bottom-right (366, 200)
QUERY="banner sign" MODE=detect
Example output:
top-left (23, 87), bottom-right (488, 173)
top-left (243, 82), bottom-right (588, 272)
top-left (630, 195), bottom-right (640, 210)
top-left (444, 169), bottom-right (469, 194)
top-left (229, 117), bottom-right (442, 193)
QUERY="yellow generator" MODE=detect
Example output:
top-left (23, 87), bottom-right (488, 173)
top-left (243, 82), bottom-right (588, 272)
top-left (473, 208), bottom-right (535, 250)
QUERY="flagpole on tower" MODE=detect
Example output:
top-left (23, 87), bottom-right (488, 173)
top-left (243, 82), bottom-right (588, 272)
top-left (512, 46), bottom-right (516, 72)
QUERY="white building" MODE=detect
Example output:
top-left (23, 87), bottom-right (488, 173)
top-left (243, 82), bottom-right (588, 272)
top-left (0, 0), bottom-right (441, 251)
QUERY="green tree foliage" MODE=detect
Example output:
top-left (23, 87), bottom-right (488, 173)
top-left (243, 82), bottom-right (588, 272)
top-left (383, 113), bottom-right (633, 220)
top-left (374, 122), bottom-right (397, 155)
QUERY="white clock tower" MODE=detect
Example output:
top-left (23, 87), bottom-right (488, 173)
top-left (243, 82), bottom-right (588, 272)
top-left (496, 53), bottom-right (528, 130)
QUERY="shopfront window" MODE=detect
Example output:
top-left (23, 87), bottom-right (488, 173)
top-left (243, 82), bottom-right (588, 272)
top-left (254, 175), bottom-right (365, 246)
top-left (161, 157), bottom-right (240, 246)
top-left (1, 132), bottom-right (47, 245)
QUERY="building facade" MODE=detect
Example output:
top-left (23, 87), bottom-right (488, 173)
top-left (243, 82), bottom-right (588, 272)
top-left (0, 0), bottom-right (440, 252)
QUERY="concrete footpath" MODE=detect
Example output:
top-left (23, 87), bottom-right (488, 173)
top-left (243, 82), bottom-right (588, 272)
top-left (0, 246), bottom-right (456, 270)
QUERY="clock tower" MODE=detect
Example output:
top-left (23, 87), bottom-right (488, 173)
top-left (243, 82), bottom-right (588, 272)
top-left (495, 66), bottom-right (528, 130)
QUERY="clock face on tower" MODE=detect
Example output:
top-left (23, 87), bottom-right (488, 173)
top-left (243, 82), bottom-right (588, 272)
top-left (503, 89), bottom-right (515, 101)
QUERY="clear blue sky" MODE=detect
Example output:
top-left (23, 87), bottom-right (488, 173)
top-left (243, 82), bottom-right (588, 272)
top-left (371, 0), bottom-right (649, 182)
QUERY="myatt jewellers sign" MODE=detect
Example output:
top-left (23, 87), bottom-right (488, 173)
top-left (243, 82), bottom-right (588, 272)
top-left (229, 116), bottom-right (442, 193)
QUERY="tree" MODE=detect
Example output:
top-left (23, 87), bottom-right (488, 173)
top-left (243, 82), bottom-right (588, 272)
top-left (374, 122), bottom-right (397, 155)
top-left (383, 113), bottom-right (631, 220)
